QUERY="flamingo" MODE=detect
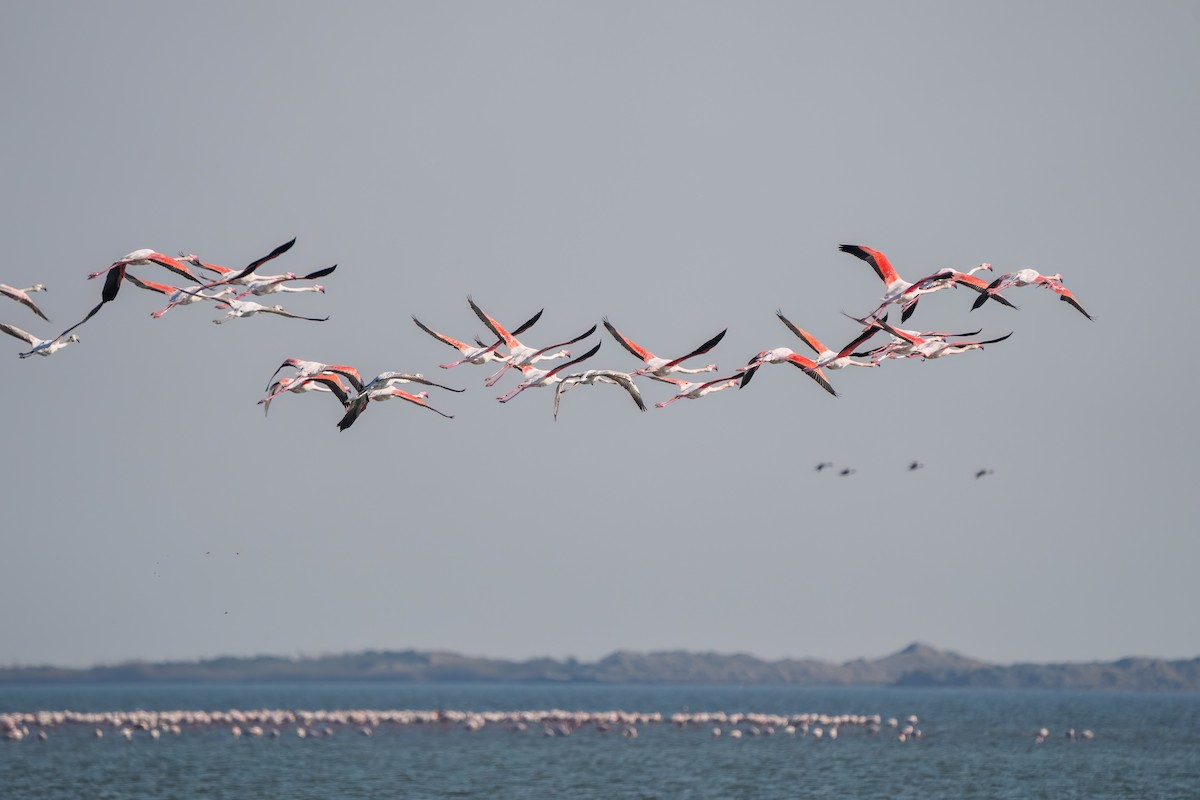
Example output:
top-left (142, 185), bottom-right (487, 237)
top-left (840, 244), bottom-right (1010, 321)
top-left (87, 249), bottom-right (206, 285)
top-left (552, 369), bottom-right (646, 420)
top-left (854, 316), bottom-right (1012, 359)
top-left (972, 268), bottom-right (1092, 319)
top-left (469, 297), bottom-right (597, 386)
top-left (975, 468), bottom-right (995, 479)
top-left (774, 311), bottom-right (878, 370)
top-left (846, 315), bottom-right (985, 363)
top-left (879, 265), bottom-right (1020, 320)
top-left (1, 322), bottom-right (79, 357)
top-left (123, 273), bottom-right (236, 317)
top-left (357, 371), bottom-right (465, 394)
top-left (655, 372), bottom-right (747, 408)
top-left (864, 316), bottom-right (1012, 360)
top-left (259, 372), bottom-right (351, 416)
top-left (211, 298), bottom-right (329, 324)
top-left (601, 318), bottom-right (727, 380)
top-left (411, 309), bottom-right (547, 369)
top-left (230, 264), bottom-right (337, 300)
top-left (0, 284), bottom-right (49, 321)
top-left (265, 359), bottom-right (364, 393)
top-left (739, 349), bottom-right (838, 396)
top-left (174, 237), bottom-right (298, 291)
top-left (305, 375), bottom-right (454, 430)
top-left (39, 239), bottom-right (296, 351)
top-left (496, 342), bottom-right (603, 403)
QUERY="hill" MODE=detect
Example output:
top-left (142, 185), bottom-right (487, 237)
top-left (2, 643), bottom-right (1197, 690)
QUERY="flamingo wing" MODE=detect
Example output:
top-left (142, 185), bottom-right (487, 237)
top-left (467, 296), bottom-right (518, 348)
top-left (602, 318), bottom-right (655, 363)
top-left (775, 311), bottom-right (825, 355)
top-left (658, 328), bottom-right (727, 369)
top-left (0, 321), bottom-right (37, 345)
top-left (785, 357), bottom-right (838, 397)
top-left (0, 285), bottom-right (50, 321)
top-left (200, 237), bottom-right (298, 289)
top-left (839, 244), bottom-right (900, 286)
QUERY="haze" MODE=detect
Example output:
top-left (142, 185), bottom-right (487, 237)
top-left (1, 2), bottom-right (1196, 669)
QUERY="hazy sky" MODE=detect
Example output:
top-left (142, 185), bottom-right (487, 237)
top-left (1, 2), bottom-right (1197, 670)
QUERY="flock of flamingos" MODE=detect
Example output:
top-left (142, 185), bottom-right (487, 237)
top-left (1, 238), bottom-right (1092, 436)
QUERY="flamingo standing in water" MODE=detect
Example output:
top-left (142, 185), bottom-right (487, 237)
top-left (1, 322), bottom-right (79, 357)
top-left (972, 268), bottom-right (1092, 319)
top-left (469, 297), bottom-right (596, 386)
top-left (411, 309), bottom-right (547, 369)
top-left (601, 318), bottom-right (727, 381)
top-left (552, 369), bottom-right (646, 420)
top-left (0, 284), bottom-right (50, 321)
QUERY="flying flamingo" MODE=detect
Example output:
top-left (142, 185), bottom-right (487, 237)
top-left (1, 322), bottom-right (79, 358)
top-left (264, 359), bottom-right (365, 394)
top-left (259, 372), bottom-right (351, 416)
top-left (37, 239), bottom-right (296, 351)
top-left (469, 297), bottom-right (597, 386)
top-left (861, 316), bottom-right (1012, 360)
top-left (305, 374), bottom-right (454, 430)
top-left (496, 342), bottom-right (603, 403)
top-left (877, 265), bottom-right (1019, 321)
top-left (601, 318), bottom-right (727, 380)
top-left (123, 273), bottom-right (236, 317)
top-left (174, 237), bottom-right (298, 291)
top-left (840, 244), bottom-right (1010, 321)
top-left (846, 314), bottom-right (985, 363)
top-left (655, 372), bottom-right (747, 408)
top-left (972, 268), bottom-right (1092, 319)
top-left (411, 309), bottom-right (547, 369)
top-left (230, 264), bottom-right (337, 300)
top-left (210, 298), bottom-right (329, 324)
top-left (0, 284), bottom-right (49, 321)
top-left (739, 349), bottom-right (838, 396)
top-left (357, 371), bottom-right (465, 394)
top-left (87, 249), bottom-right (206, 285)
top-left (773, 311), bottom-right (878, 370)
top-left (552, 369), bottom-right (646, 420)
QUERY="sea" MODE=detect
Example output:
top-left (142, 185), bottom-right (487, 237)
top-left (1, 682), bottom-right (1198, 799)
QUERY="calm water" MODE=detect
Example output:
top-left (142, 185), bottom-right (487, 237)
top-left (2, 683), bottom-right (1198, 799)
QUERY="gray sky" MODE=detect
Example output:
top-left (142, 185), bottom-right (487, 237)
top-left (2, 2), bottom-right (1197, 669)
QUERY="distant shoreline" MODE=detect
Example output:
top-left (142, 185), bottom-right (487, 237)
top-left (3, 642), bottom-right (1198, 691)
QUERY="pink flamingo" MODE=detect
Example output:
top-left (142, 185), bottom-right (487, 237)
top-left (496, 342), bottom-right (603, 403)
top-left (601, 318), bottom-right (727, 380)
top-left (739, 349), bottom-right (838, 396)
top-left (411, 309), bottom-right (546, 369)
top-left (972, 268), bottom-right (1092, 319)
top-left (655, 373), bottom-right (747, 408)
top-left (774, 311), bottom-right (878, 370)
top-left (469, 297), bottom-right (596, 386)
